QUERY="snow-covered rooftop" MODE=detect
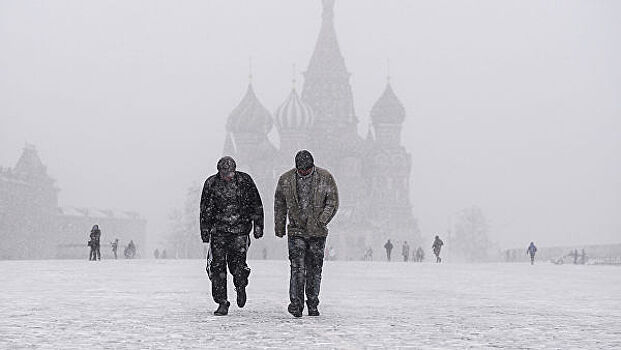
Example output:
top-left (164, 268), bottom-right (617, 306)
top-left (58, 206), bottom-right (142, 220)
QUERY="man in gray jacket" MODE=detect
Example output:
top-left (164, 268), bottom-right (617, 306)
top-left (274, 150), bottom-right (339, 317)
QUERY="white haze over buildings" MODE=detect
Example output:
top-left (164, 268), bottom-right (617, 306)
top-left (1, 0), bottom-right (619, 249)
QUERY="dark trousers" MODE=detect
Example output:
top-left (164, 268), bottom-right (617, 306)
top-left (89, 245), bottom-right (100, 260)
top-left (288, 235), bottom-right (326, 309)
top-left (386, 249), bottom-right (391, 261)
top-left (210, 235), bottom-right (250, 304)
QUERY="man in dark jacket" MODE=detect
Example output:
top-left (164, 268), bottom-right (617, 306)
top-left (200, 156), bottom-right (264, 316)
top-left (526, 242), bottom-right (537, 265)
top-left (384, 239), bottom-right (393, 261)
top-left (432, 235), bottom-right (444, 263)
top-left (88, 225), bottom-right (101, 261)
top-left (274, 150), bottom-right (338, 318)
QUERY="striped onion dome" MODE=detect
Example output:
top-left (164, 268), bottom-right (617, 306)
top-left (227, 84), bottom-right (273, 134)
top-left (370, 83), bottom-right (405, 125)
top-left (275, 89), bottom-right (314, 131)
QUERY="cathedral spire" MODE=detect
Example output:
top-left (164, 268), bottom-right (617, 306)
top-left (302, 0), bottom-right (356, 129)
top-left (322, 0), bottom-right (335, 20)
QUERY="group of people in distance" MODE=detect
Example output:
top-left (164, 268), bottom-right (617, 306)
top-left (382, 235), bottom-right (444, 263)
top-left (200, 150), bottom-right (338, 317)
top-left (87, 224), bottom-right (136, 260)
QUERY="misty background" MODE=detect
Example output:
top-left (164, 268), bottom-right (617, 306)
top-left (1, 0), bottom-right (620, 251)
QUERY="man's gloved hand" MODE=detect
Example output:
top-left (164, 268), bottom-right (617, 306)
top-left (253, 226), bottom-right (263, 239)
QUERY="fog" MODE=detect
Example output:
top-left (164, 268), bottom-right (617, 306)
top-left (1, 0), bottom-right (620, 250)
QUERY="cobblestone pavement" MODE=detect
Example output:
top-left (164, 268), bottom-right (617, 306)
top-left (1, 259), bottom-right (620, 349)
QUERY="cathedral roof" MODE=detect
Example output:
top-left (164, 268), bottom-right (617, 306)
top-left (227, 84), bottom-right (273, 135)
top-left (14, 144), bottom-right (48, 177)
top-left (370, 83), bottom-right (405, 124)
top-left (275, 88), bottom-right (314, 131)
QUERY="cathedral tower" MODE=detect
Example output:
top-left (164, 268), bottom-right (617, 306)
top-left (225, 83), bottom-right (277, 198)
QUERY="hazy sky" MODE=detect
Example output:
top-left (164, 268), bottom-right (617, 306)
top-left (1, 0), bottom-right (620, 248)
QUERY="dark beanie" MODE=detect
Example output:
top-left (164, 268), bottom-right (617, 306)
top-left (217, 156), bottom-right (236, 172)
top-left (295, 150), bottom-right (314, 170)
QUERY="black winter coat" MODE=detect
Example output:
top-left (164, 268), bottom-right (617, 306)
top-left (200, 171), bottom-right (264, 241)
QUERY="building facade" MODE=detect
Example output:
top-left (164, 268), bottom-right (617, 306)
top-left (218, 0), bottom-right (420, 259)
top-left (0, 145), bottom-right (146, 259)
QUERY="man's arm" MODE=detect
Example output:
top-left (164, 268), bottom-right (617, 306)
top-left (318, 173), bottom-right (339, 226)
top-left (199, 178), bottom-right (214, 243)
top-left (247, 175), bottom-right (264, 238)
top-left (274, 177), bottom-right (288, 237)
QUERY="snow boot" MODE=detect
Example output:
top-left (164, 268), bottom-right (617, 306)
top-left (236, 287), bottom-right (246, 308)
top-left (287, 303), bottom-right (302, 318)
top-left (308, 306), bottom-right (320, 316)
top-left (214, 301), bottom-right (230, 316)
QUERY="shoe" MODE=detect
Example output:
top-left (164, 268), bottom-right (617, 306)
top-left (236, 287), bottom-right (246, 308)
top-left (214, 301), bottom-right (230, 316)
top-left (308, 306), bottom-right (320, 316)
top-left (287, 303), bottom-right (302, 318)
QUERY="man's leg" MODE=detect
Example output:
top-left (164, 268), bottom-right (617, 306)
top-left (305, 236), bottom-right (326, 315)
top-left (288, 235), bottom-right (306, 317)
top-left (228, 235), bottom-right (251, 308)
top-left (210, 236), bottom-right (229, 305)
top-left (96, 246), bottom-right (101, 260)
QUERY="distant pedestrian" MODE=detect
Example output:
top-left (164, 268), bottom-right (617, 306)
top-left (161, 249), bottom-right (167, 259)
top-left (88, 225), bottom-right (101, 261)
top-left (526, 242), bottom-right (537, 265)
top-left (154, 248), bottom-right (160, 259)
top-left (432, 235), bottom-right (444, 263)
top-left (262, 247), bottom-right (268, 260)
top-left (111, 238), bottom-right (119, 259)
top-left (573, 249), bottom-right (579, 264)
top-left (402, 241), bottom-right (410, 262)
top-left (125, 240), bottom-right (136, 259)
top-left (416, 246), bottom-right (424, 262)
top-left (384, 239), bottom-right (394, 261)
top-left (364, 247), bottom-right (373, 261)
top-left (580, 249), bottom-right (586, 265)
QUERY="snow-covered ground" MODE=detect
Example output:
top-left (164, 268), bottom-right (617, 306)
top-left (1, 259), bottom-right (619, 349)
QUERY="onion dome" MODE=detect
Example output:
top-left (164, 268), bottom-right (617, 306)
top-left (275, 89), bottom-right (314, 131)
top-left (227, 84), bottom-right (273, 134)
top-left (370, 83), bottom-right (405, 125)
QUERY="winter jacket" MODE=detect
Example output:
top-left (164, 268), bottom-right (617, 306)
top-left (432, 238), bottom-right (443, 254)
top-left (90, 229), bottom-right (101, 246)
top-left (200, 171), bottom-right (264, 241)
top-left (274, 167), bottom-right (339, 237)
top-left (527, 244), bottom-right (537, 255)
